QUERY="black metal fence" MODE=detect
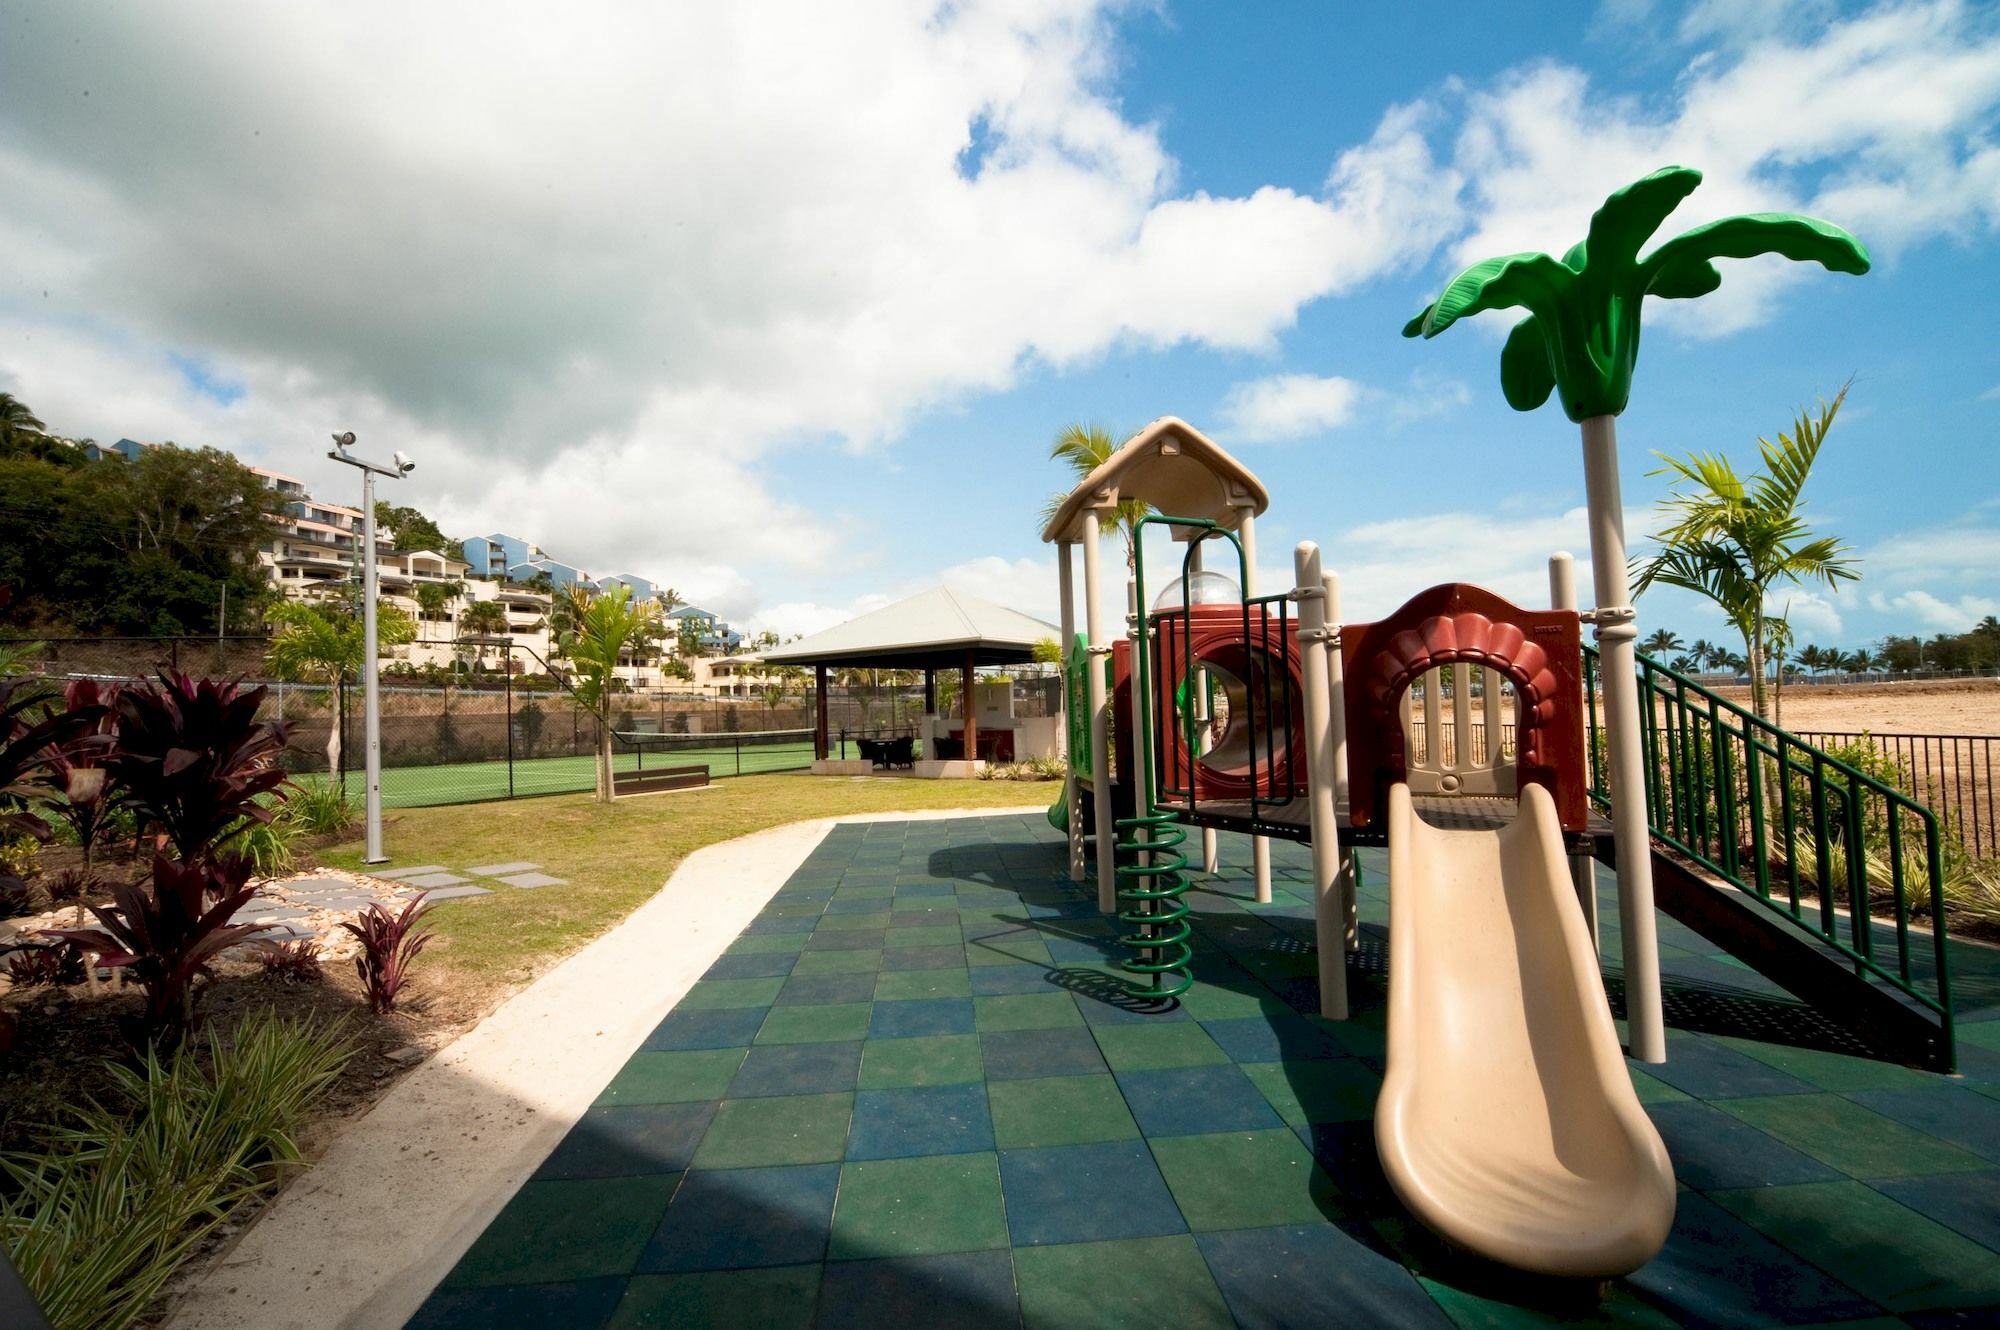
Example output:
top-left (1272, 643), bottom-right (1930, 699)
top-left (1799, 731), bottom-right (1999, 860)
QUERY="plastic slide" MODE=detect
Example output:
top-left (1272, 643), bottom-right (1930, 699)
top-left (1375, 782), bottom-right (1675, 1279)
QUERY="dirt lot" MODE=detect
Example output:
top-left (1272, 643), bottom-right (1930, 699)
top-left (1717, 677), bottom-right (2000, 737)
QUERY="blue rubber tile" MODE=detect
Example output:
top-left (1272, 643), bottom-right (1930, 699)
top-left (1295, 1122), bottom-right (1398, 1216)
top-left (1637, 1036), bottom-right (1818, 1100)
top-left (638, 1163), bottom-right (840, 1272)
top-left (1626, 1191), bottom-right (1879, 1329)
top-left (535, 1102), bottom-right (717, 1180)
top-left (1200, 1015), bottom-right (1344, 1063)
top-left (869, 998), bottom-right (977, 1039)
top-left (1116, 1064), bottom-right (1284, 1138)
top-left (968, 964), bottom-right (1057, 996)
top-left (814, 1250), bottom-right (1019, 1330)
top-left (1874, 1172), bottom-right (2000, 1251)
top-left (727, 1043), bottom-right (863, 1099)
top-left (1023, 899), bottom-right (1099, 919)
top-left (979, 1028), bottom-right (1108, 1082)
top-left (776, 974), bottom-right (879, 1007)
top-left (1044, 937), bottom-right (1123, 964)
top-left (644, 1007), bottom-right (767, 1051)
top-left (1849, 1086), bottom-right (2000, 1164)
top-left (997, 1139), bottom-right (1185, 1247)
top-left (959, 917), bottom-right (1035, 943)
top-left (407, 1276), bottom-right (627, 1329)
top-left (1198, 1223), bottom-right (1451, 1330)
top-left (895, 883), bottom-right (957, 898)
top-left (1647, 1100), bottom-right (1844, 1189)
top-left (703, 952), bottom-right (797, 980)
top-left (1073, 986), bottom-right (1195, 1026)
top-left (847, 1084), bottom-right (995, 1160)
top-left (879, 945), bottom-right (967, 971)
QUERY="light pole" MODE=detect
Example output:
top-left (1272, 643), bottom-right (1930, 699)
top-left (327, 432), bottom-right (414, 864)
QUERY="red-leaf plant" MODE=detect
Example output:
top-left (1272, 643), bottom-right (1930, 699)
top-left (45, 854), bottom-right (271, 1050)
top-left (341, 893), bottom-right (435, 1014)
top-left (40, 680), bottom-right (126, 909)
top-left (1, 676), bottom-right (103, 897)
top-left (109, 671), bottom-right (294, 865)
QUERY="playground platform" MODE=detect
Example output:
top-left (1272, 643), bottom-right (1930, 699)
top-left (409, 813), bottom-right (2000, 1328)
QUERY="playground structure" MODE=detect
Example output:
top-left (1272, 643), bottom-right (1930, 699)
top-left (1043, 414), bottom-right (1956, 1281)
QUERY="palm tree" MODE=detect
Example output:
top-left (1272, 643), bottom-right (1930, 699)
top-left (1641, 628), bottom-right (1684, 657)
top-left (1687, 638), bottom-right (1721, 674)
top-left (1841, 647), bottom-right (1876, 674)
top-left (1040, 423), bottom-right (1151, 570)
top-left (0, 393), bottom-right (46, 446)
top-left (459, 599), bottom-right (510, 668)
top-left (1634, 386), bottom-right (1858, 721)
top-left (559, 584), bottom-right (660, 803)
top-left (266, 600), bottom-right (415, 779)
top-left (1400, 163), bottom-right (1869, 1065)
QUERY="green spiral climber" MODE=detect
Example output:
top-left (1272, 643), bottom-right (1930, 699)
top-left (1114, 808), bottom-right (1192, 1000)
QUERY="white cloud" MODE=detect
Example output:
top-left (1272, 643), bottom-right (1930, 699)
top-left (1218, 374), bottom-right (1363, 442)
top-left (1980, 384), bottom-right (2000, 401)
top-left (1866, 589), bottom-right (2000, 633)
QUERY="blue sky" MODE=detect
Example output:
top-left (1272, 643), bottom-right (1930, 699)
top-left (1, 1), bottom-right (1995, 651)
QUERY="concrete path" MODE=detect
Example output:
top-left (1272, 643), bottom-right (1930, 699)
top-left (167, 806), bottom-right (1044, 1330)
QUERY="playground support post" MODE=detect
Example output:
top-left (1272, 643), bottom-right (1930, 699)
top-left (1549, 551), bottom-right (1599, 951)
top-left (1236, 502), bottom-right (1273, 905)
top-left (1295, 542), bottom-right (1348, 1020)
top-left (1083, 505), bottom-right (1117, 913)
top-left (1187, 538), bottom-right (1220, 875)
top-left (1057, 540), bottom-right (1085, 881)
top-left (1580, 416), bottom-right (1666, 1063)
top-left (1326, 569), bottom-right (1357, 955)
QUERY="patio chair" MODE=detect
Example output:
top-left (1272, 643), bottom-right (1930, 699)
top-left (885, 736), bottom-right (915, 769)
top-left (855, 737), bottom-right (886, 768)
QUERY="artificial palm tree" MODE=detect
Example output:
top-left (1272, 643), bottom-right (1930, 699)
top-left (265, 600), bottom-right (415, 779)
top-left (1634, 386), bottom-right (1857, 722)
top-left (1040, 423), bottom-right (1151, 570)
top-left (1401, 163), bottom-right (1869, 1065)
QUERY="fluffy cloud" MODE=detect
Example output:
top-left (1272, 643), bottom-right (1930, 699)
top-left (1218, 374), bottom-right (1363, 442)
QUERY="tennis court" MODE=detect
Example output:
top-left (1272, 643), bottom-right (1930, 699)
top-left (298, 729), bottom-right (818, 808)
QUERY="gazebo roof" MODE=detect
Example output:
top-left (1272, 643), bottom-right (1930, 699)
top-left (1039, 416), bottom-right (1268, 544)
top-left (757, 587), bottom-right (1058, 670)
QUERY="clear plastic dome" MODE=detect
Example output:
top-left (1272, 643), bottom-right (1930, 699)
top-left (1152, 569), bottom-right (1241, 612)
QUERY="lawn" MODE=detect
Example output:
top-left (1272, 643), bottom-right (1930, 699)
top-left (299, 737), bottom-right (818, 808)
top-left (317, 774), bottom-right (1053, 1001)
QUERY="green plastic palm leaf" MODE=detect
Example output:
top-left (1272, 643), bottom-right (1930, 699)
top-left (1403, 166), bottom-right (1870, 421)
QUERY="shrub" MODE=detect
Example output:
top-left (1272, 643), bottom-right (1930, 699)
top-left (40, 679), bottom-right (127, 887)
top-left (6, 940), bottom-right (87, 988)
top-left (221, 810), bottom-right (298, 878)
top-left (255, 938), bottom-right (323, 984)
top-left (0, 833), bottom-right (42, 883)
top-left (108, 672), bottom-right (292, 863)
top-left (341, 893), bottom-right (436, 1014)
top-left (281, 781), bottom-right (356, 837)
top-left (1, 1010), bottom-right (354, 1330)
top-left (46, 855), bottom-right (271, 1050)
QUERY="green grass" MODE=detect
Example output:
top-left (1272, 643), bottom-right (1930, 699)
top-left (297, 739), bottom-right (818, 808)
top-left (317, 774), bottom-right (1047, 994)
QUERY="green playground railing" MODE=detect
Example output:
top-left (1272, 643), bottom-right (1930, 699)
top-left (1583, 646), bottom-right (1954, 1059)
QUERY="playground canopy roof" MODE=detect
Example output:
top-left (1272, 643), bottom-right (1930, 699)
top-left (1039, 415), bottom-right (1269, 545)
top-left (754, 587), bottom-right (1059, 671)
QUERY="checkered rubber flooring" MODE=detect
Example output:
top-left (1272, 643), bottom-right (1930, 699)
top-left (409, 813), bottom-right (2000, 1328)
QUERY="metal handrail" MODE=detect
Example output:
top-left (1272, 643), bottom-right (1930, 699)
top-left (1584, 646), bottom-right (1954, 1059)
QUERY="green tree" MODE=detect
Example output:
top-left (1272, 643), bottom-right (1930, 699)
top-left (560, 584), bottom-right (660, 803)
top-left (0, 393), bottom-right (46, 447)
top-left (265, 600), bottom-right (415, 779)
top-left (375, 501), bottom-right (453, 554)
top-left (1040, 423), bottom-right (1151, 570)
top-left (1634, 386), bottom-right (1858, 721)
top-left (1641, 628), bottom-right (1684, 657)
top-left (410, 580), bottom-right (462, 639)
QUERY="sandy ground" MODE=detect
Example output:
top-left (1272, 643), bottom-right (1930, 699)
top-left (166, 804), bottom-right (1046, 1330)
top-left (1715, 677), bottom-right (2000, 737)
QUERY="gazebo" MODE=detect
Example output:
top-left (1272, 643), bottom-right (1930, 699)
top-left (756, 587), bottom-right (1059, 775)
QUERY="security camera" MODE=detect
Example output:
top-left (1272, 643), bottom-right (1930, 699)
top-left (332, 431), bottom-right (356, 449)
top-left (393, 450), bottom-right (415, 474)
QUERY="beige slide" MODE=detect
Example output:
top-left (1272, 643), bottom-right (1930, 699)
top-left (1375, 782), bottom-right (1676, 1279)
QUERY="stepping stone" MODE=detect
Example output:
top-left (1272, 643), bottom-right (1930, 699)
top-left (496, 872), bottom-right (566, 889)
top-left (401, 873), bottom-right (471, 889)
top-left (285, 876), bottom-right (357, 891)
top-left (371, 865), bottom-right (449, 880)
top-left (235, 907), bottom-right (313, 923)
top-left (421, 885), bottom-right (495, 902)
top-left (466, 861), bottom-right (539, 876)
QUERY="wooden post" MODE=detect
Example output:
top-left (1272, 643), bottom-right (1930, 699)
top-left (962, 649), bottom-right (977, 768)
top-left (814, 665), bottom-right (829, 760)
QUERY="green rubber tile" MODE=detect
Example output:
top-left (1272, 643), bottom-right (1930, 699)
top-left (691, 1092), bottom-right (853, 1168)
top-left (677, 977), bottom-right (786, 1010)
top-left (445, 1174), bottom-right (679, 1287)
top-left (857, 1033), bottom-right (984, 1089)
top-left (1176, 982), bottom-right (1292, 1022)
top-left (1959, 1021), bottom-right (2000, 1053)
top-left (1716, 1093), bottom-right (1990, 1179)
top-left (1149, 1129), bottom-right (1343, 1230)
top-left (1240, 1058), bottom-right (1381, 1126)
top-left (874, 969), bottom-right (972, 1001)
top-left (757, 1003), bottom-right (874, 1045)
top-left (1092, 1023), bottom-right (1230, 1073)
top-left (611, 1265), bottom-right (819, 1330)
top-left (833, 884), bottom-right (895, 900)
top-left (1628, 1067), bottom-right (1691, 1105)
top-left (1713, 1180), bottom-right (2000, 1312)
top-left (791, 950), bottom-right (883, 976)
top-left (967, 935), bottom-right (1055, 967)
top-left (886, 924), bottom-right (964, 949)
top-left (989, 1074), bottom-right (1140, 1149)
top-left (595, 1049), bottom-right (745, 1106)
top-left (1417, 1274), bottom-right (1680, 1329)
top-left (817, 911), bottom-right (892, 932)
top-left (728, 934), bottom-right (809, 956)
top-left (828, 1152), bottom-right (1008, 1259)
top-left (1015, 1234), bottom-right (1233, 1330)
top-left (1714, 1038), bottom-right (1942, 1092)
top-left (974, 992), bottom-right (1083, 1033)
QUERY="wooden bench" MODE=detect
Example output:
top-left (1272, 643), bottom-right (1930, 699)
top-left (612, 764), bottom-right (711, 797)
